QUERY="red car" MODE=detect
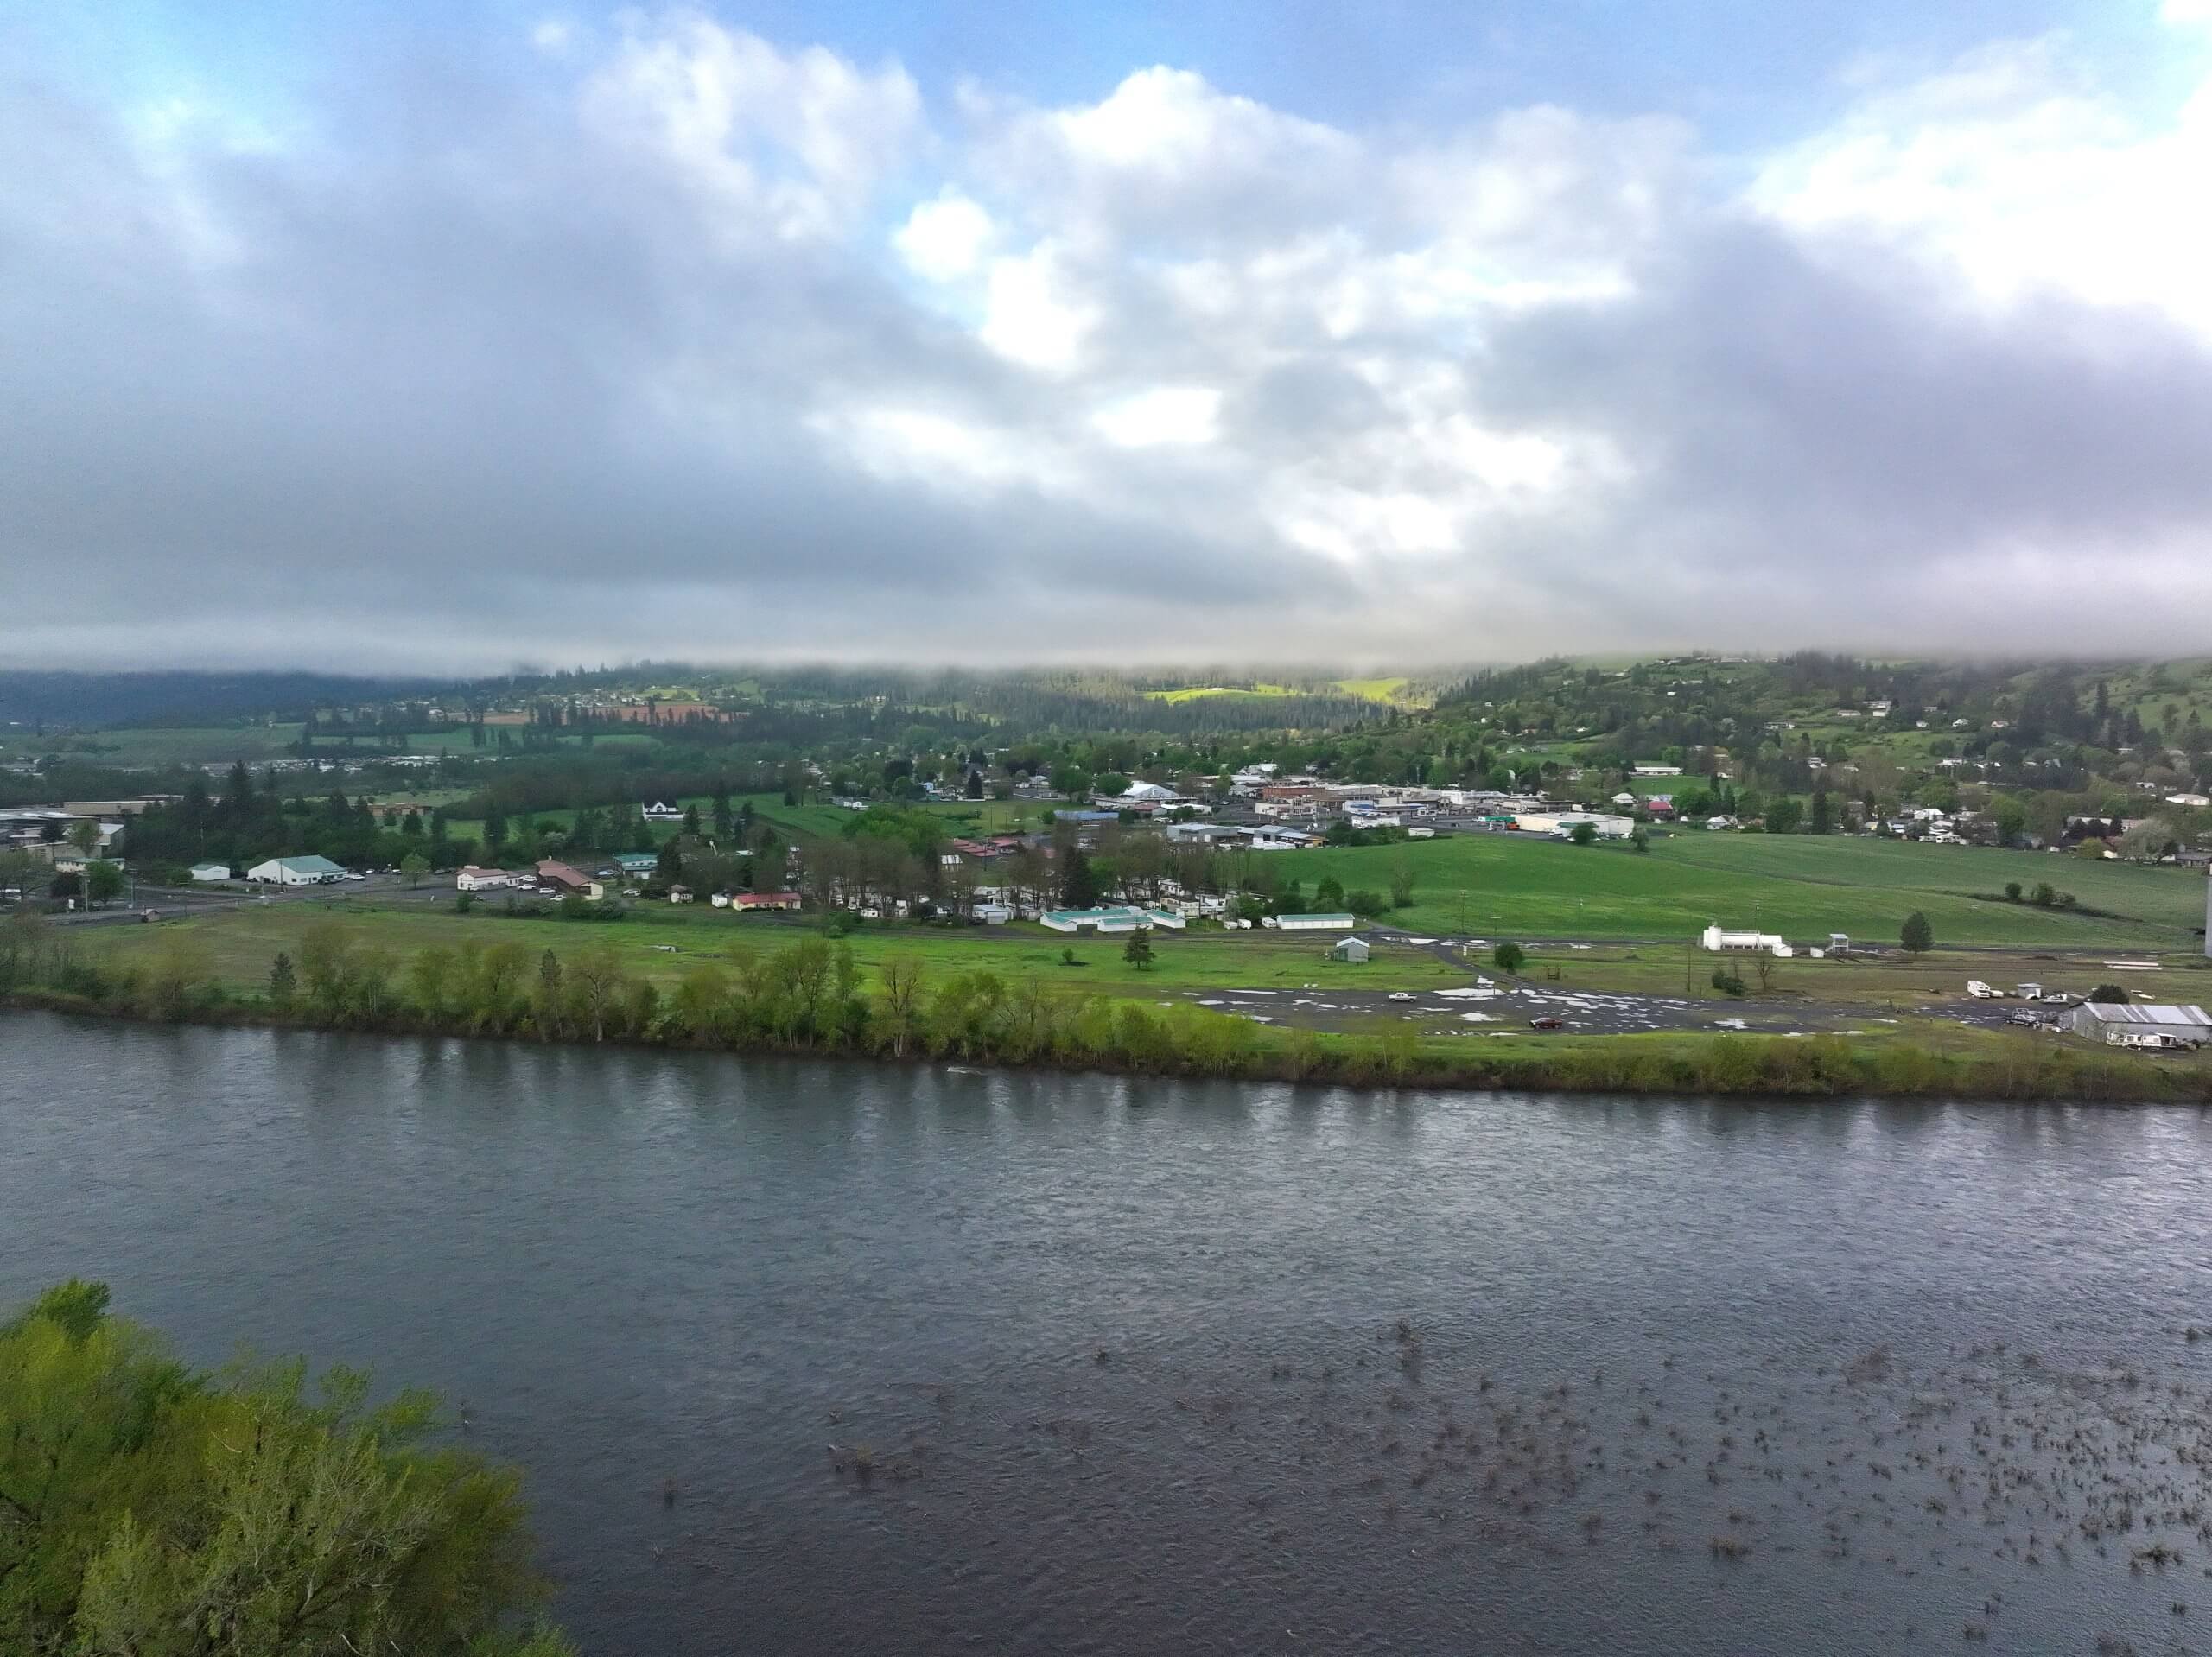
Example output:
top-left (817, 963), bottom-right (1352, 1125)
top-left (1528, 1015), bottom-right (1565, 1031)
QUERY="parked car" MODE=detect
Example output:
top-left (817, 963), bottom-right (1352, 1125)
top-left (1388, 992), bottom-right (1415, 1002)
top-left (1529, 1015), bottom-right (1565, 1031)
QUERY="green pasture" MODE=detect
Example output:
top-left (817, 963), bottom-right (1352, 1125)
top-left (92, 902), bottom-right (1468, 1000)
top-left (1262, 829), bottom-right (2208, 949)
top-left (22, 725), bottom-right (307, 767)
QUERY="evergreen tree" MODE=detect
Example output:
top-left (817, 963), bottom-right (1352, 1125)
top-left (1901, 911), bottom-right (1934, 955)
top-left (1058, 848), bottom-right (1100, 908)
top-left (1808, 789), bottom-right (1833, 835)
top-left (1123, 930), bottom-right (1155, 970)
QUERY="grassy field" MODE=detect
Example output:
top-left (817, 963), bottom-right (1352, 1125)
top-left (1266, 830), bottom-right (2209, 949)
top-left (92, 903), bottom-right (1469, 999)
top-left (12, 724), bottom-right (308, 767)
top-left (1141, 683), bottom-right (1300, 705)
top-left (1332, 676), bottom-right (1430, 707)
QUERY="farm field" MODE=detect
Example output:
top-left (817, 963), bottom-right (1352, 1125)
top-left (92, 902), bottom-right (1468, 1000)
top-left (15, 724), bottom-right (307, 767)
top-left (1265, 830), bottom-right (2209, 949)
top-left (1489, 942), bottom-right (2212, 1011)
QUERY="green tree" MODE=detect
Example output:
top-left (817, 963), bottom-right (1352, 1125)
top-left (483, 803), bottom-right (507, 848)
top-left (1901, 911), bottom-right (1933, 955)
top-left (84, 860), bottom-right (124, 906)
top-left (1389, 860), bottom-right (1416, 909)
top-left (1764, 797), bottom-right (1803, 835)
top-left (1314, 875), bottom-right (1346, 911)
top-left (400, 851), bottom-right (429, 888)
top-left (1807, 789), bottom-right (1833, 835)
top-left (0, 1282), bottom-right (571, 1657)
top-left (1630, 826), bottom-right (1650, 854)
top-left (1123, 930), bottom-right (1155, 970)
top-left (1568, 821), bottom-right (1598, 846)
top-left (266, 951), bottom-right (296, 1007)
top-left (2004, 880), bottom-right (2023, 902)
top-left (1058, 848), bottom-right (1100, 909)
top-left (1492, 942), bottom-right (1526, 974)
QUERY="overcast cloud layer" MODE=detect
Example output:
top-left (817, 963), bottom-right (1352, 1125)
top-left (4, 7), bottom-right (2211, 671)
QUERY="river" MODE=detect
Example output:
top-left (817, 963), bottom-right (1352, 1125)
top-left (9, 1009), bottom-right (2212, 1654)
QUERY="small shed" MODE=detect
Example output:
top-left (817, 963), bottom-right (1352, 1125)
top-left (1332, 936), bottom-right (1370, 963)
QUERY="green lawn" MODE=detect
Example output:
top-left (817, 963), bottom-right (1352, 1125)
top-left (1262, 830), bottom-right (2208, 949)
top-left (93, 903), bottom-right (1469, 1000)
top-left (22, 725), bottom-right (307, 767)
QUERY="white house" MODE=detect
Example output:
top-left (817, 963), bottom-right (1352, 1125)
top-left (973, 902), bottom-right (1014, 924)
top-left (455, 866), bottom-right (520, 892)
top-left (1700, 924), bottom-right (1793, 957)
top-left (641, 801), bottom-right (683, 822)
top-left (246, 854), bottom-right (347, 886)
top-left (188, 861), bottom-right (232, 883)
top-left (1633, 765), bottom-right (1683, 777)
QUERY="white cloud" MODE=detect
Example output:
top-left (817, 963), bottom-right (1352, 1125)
top-left (580, 16), bottom-right (920, 240)
top-left (978, 243), bottom-right (1098, 371)
top-left (1090, 385), bottom-right (1221, 448)
top-left (894, 190), bottom-right (995, 282)
top-left (1747, 39), bottom-right (2212, 333)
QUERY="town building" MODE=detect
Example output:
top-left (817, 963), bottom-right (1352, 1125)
top-left (536, 860), bottom-right (593, 893)
top-left (2066, 1002), bottom-right (2211, 1047)
top-left (1700, 924), bottom-right (1793, 957)
top-left (730, 891), bottom-right (803, 912)
top-left (1039, 905), bottom-right (1185, 934)
top-left (455, 866), bottom-right (523, 892)
top-left (1270, 911), bottom-right (1357, 931)
top-left (245, 854), bottom-right (346, 886)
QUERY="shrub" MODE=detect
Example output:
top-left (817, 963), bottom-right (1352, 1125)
top-left (1492, 942), bottom-right (1526, 974)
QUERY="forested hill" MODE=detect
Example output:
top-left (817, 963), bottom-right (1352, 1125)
top-left (1438, 654), bottom-right (2212, 765)
top-left (0, 670), bottom-right (446, 731)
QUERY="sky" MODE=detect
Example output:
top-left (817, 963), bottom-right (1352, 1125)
top-left (4, 1), bottom-right (2211, 673)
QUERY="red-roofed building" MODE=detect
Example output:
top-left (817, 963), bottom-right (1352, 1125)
top-left (537, 859), bottom-right (592, 892)
top-left (730, 891), bottom-right (803, 911)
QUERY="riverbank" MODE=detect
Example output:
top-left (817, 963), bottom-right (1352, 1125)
top-left (9, 978), bottom-right (2209, 1103)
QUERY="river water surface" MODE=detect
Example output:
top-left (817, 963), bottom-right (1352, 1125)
top-left (10, 1010), bottom-right (2212, 1654)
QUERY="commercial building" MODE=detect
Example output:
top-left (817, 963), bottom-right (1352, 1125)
top-left (1039, 905), bottom-right (1185, 933)
top-left (245, 854), bottom-right (346, 886)
top-left (456, 866), bottom-right (523, 892)
top-left (1270, 911), bottom-right (1357, 931)
top-left (188, 862), bottom-right (232, 883)
top-left (2066, 1002), bottom-right (2211, 1047)
top-left (1700, 924), bottom-right (1794, 958)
